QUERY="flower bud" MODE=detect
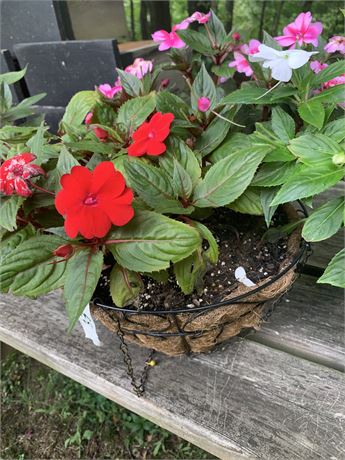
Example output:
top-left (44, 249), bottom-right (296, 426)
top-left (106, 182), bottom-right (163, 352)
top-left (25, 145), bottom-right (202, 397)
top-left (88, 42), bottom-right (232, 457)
top-left (93, 127), bottom-right (109, 142)
top-left (85, 112), bottom-right (93, 125)
top-left (232, 32), bottom-right (241, 41)
top-left (332, 152), bottom-right (345, 166)
top-left (197, 96), bottom-right (211, 112)
top-left (53, 244), bottom-right (74, 259)
top-left (160, 78), bottom-right (170, 89)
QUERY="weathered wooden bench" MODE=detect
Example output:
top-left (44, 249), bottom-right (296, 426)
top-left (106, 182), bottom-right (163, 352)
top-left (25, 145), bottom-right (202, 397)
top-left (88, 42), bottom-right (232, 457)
top-left (1, 185), bottom-right (344, 460)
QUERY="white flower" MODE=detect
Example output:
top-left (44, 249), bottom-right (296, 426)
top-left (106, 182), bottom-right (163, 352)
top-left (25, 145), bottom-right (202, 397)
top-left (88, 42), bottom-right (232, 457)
top-left (250, 44), bottom-right (318, 82)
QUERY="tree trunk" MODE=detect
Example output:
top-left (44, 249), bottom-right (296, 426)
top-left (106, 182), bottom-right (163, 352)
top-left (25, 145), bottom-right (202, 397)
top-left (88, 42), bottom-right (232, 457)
top-left (148, 1), bottom-right (171, 33)
top-left (129, 0), bottom-right (135, 40)
top-left (273, 0), bottom-right (284, 35)
top-left (225, 0), bottom-right (234, 32)
top-left (303, 0), bottom-right (313, 10)
top-left (258, 1), bottom-right (267, 40)
top-left (140, 0), bottom-right (149, 39)
top-left (188, 1), bottom-right (212, 16)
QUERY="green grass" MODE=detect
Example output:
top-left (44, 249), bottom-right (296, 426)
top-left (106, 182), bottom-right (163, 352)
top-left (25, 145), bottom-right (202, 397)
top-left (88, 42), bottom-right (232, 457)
top-left (1, 351), bottom-right (212, 459)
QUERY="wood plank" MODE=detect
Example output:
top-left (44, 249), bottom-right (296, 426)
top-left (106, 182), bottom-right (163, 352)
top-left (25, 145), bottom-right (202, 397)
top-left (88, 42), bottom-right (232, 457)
top-left (306, 183), bottom-right (344, 269)
top-left (0, 292), bottom-right (344, 460)
top-left (118, 40), bottom-right (156, 53)
top-left (251, 274), bottom-right (345, 371)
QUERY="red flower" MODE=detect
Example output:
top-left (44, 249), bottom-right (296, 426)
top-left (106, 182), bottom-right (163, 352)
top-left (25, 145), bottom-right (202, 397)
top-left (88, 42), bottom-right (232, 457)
top-left (0, 153), bottom-right (45, 197)
top-left (128, 112), bottom-right (174, 156)
top-left (55, 162), bottom-right (134, 239)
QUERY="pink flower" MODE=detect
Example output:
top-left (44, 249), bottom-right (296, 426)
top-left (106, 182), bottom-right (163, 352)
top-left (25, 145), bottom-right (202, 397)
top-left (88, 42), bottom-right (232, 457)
top-left (125, 58), bottom-right (153, 79)
top-left (0, 153), bottom-right (45, 197)
top-left (275, 12), bottom-right (323, 48)
top-left (310, 60), bottom-right (328, 74)
top-left (98, 83), bottom-right (122, 99)
top-left (188, 11), bottom-right (211, 24)
top-left (152, 25), bottom-right (186, 51)
top-left (241, 39), bottom-right (261, 55)
top-left (232, 32), bottom-right (241, 41)
top-left (323, 74), bottom-right (345, 89)
top-left (324, 36), bottom-right (345, 54)
top-left (229, 52), bottom-right (253, 77)
top-left (197, 97), bottom-right (211, 112)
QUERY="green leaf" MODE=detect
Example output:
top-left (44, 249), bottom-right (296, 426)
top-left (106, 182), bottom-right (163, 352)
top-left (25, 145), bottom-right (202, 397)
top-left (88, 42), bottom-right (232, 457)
top-left (117, 93), bottom-right (156, 131)
top-left (156, 91), bottom-right (190, 120)
top-left (302, 197), bottom-right (344, 242)
top-left (176, 29), bottom-right (215, 55)
top-left (26, 123), bottom-right (49, 163)
top-left (109, 264), bottom-right (143, 307)
top-left (228, 187), bottom-right (263, 215)
top-left (221, 86), bottom-right (297, 105)
top-left (252, 161), bottom-right (296, 187)
top-left (193, 147), bottom-right (267, 207)
top-left (116, 68), bottom-right (142, 97)
top-left (0, 68), bottom-right (26, 85)
top-left (211, 63), bottom-right (235, 78)
top-left (208, 9), bottom-right (227, 46)
top-left (107, 210), bottom-right (201, 272)
top-left (262, 31), bottom-right (282, 50)
top-left (310, 84), bottom-right (345, 104)
top-left (0, 235), bottom-right (68, 296)
top-left (298, 100), bottom-right (325, 129)
top-left (160, 139), bottom-right (201, 187)
top-left (62, 91), bottom-right (98, 126)
top-left (321, 119), bottom-right (345, 143)
top-left (271, 161), bottom-right (345, 205)
top-left (195, 107), bottom-right (236, 156)
top-left (208, 132), bottom-right (251, 163)
top-left (0, 224), bottom-right (35, 258)
top-left (317, 249), bottom-right (345, 288)
top-left (66, 141), bottom-right (115, 156)
top-left (191, 63), bottom-right (217, 112)
top-left (288, 134), bottom-right (342, 164)
top-left (310, 61), bottom-right (345, 87)
top-left (271, 107), bottom-right (295, 143)
top-left (192, 221), bottom-right (219, 264)
top-left (124, 158), bottom-right (193, 214)
top-left (261, 187), bottom-right (279, 227)
top-left (174, 250), bottom-right (206, 295)
top-left (56, 146), bottom-right (80, 184)
top-left (172, 159), bottom-right (193, 199)
top-left (64, 249), bottom-right (103, 331)
top-left (0, 196), bottom-right (23, 231)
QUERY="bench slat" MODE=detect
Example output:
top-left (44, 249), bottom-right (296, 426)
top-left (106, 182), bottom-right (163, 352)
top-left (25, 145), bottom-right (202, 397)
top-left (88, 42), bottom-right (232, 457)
top-left (250, 274), bottom-right (344, 371)
top-left (0, 292), bottom-right (344, 460)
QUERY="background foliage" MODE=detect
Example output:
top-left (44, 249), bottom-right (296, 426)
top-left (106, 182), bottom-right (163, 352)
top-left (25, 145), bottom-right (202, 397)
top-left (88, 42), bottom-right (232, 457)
top-left (123, 0), bottom-right (344, 41)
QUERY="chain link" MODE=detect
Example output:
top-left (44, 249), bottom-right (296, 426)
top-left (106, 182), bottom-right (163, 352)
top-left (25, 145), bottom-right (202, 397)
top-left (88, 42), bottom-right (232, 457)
top-left (115, 316), bottom-right (155, 397)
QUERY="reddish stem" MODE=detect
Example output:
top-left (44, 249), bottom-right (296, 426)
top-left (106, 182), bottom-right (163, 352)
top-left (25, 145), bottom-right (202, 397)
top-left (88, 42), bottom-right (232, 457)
top-left (28, 180), bottom-right (55, 196)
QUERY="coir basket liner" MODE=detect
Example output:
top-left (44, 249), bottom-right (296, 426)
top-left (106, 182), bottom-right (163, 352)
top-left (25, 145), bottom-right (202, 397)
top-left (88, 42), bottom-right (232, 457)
top-left (91, 204), bottom-right (306, 356)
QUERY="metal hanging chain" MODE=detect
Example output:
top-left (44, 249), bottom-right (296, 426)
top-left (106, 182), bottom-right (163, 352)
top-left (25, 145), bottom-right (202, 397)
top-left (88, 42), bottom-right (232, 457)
top-left (115, 316), bottom-right (155, 397)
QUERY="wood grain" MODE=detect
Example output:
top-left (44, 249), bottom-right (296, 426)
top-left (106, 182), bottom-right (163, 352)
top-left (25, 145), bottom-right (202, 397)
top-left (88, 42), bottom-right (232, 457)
top-left (251, 274), bottom-right (345, 371)
top-left (1, 290), bottom-right (344, 460)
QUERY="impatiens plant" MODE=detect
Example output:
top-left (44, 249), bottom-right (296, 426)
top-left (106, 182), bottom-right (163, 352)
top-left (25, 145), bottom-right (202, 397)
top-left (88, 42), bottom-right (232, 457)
top-left (0, 9), bottom-right (344, 333)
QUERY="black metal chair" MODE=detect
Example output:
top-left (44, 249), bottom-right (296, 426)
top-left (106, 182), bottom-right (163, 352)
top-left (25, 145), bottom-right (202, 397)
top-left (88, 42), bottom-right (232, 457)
top-left (13, 39), bottom-right (123, 107)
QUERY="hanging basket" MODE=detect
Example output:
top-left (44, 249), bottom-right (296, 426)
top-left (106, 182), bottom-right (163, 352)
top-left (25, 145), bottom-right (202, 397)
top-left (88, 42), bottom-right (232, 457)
top-left (91, 204), bottom-right (308, 356)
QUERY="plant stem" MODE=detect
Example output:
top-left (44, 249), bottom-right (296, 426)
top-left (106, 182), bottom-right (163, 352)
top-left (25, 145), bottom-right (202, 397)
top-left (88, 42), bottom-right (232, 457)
top-left (28, 181), bottom-right (55, 196)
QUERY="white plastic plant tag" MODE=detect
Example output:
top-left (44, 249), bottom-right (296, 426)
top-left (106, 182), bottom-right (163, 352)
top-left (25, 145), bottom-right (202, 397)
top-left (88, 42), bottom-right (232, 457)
top-left (79, 304), bottom-right (102, 347)
top-left (235, 266), bottom-right (257, 288)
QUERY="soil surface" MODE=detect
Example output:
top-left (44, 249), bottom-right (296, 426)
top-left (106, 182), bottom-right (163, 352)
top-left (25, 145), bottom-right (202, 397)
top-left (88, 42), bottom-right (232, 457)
top-left (95, 209), bottom-right (290, 311)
